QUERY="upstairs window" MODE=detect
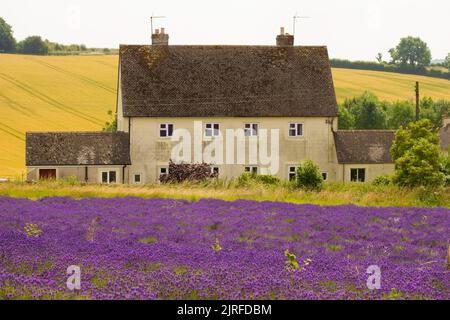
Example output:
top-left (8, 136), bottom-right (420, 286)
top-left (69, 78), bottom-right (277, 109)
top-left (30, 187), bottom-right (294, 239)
top-left (160, 124), bottom-right (174, 137)
top-left (205, 123), bottom-right (220, 137)
top-left (288, 166), bottom-right (297, 181)
top-left (289, 123), bottom-right (303, 137)
top-left (244, 123), bottom-right (258, 136)
top-left (350, 168), bottom-right (365, 182)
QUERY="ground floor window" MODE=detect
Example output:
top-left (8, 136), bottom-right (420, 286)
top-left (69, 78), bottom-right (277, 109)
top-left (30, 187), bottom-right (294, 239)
top-left (288, 166), bottom-right (297, 181)
top-left (101, 170), bottom-right (117, 184)
top-left (245, 166), bottom-right (258, 174)
top-left (211, 166), bottom-right (220, 175)
top-left (350, 168), bottom-right (365, 182)
top-left (39, 169), bottom-right (56, 180)
top-left (321, 172), bottom-right (328, 181)
top-left (159, 167), bottom-right (169, 176)
top-left (133, 173), bottom-right (142, 184)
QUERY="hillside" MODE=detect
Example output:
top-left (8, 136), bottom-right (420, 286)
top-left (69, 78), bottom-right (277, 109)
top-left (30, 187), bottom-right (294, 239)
top-left (1, 53), bottom-right (450, 177)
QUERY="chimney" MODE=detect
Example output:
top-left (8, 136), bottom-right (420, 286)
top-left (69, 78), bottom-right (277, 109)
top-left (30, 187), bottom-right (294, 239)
top-left (276, 27), bottom-right (294, 46)
top-left (152, 28), bottom-right (169, 45)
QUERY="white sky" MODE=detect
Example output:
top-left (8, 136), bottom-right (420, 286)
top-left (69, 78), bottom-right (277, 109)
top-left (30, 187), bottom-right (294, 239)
top-left (2, 0), bottom-right (449, 61)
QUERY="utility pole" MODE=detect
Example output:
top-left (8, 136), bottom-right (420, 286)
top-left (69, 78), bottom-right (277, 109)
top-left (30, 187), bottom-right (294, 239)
top-left (150, 14), bottom-right (166, 34)
top-left (415, 81), bottom-right (420, 121)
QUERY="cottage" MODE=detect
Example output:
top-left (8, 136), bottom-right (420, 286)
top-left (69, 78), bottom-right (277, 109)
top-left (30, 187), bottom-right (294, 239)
top-left (26, 28), bottom-right (443, 184)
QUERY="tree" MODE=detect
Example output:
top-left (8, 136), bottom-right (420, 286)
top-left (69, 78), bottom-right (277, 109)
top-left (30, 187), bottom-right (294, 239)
top-left (17, 36), bottom-right (48, 55)
top-left (391, 119), bottom-right (445, 187)
top-left (444, 53), bottom-right (450, 69)
top-left (376, 52), bottom-right (383, 64)
top-left (295, 160), bottom-right (324, 191)
top-left (338, 105), bottom-right (355, 129)
top-left (387, 101), bottom-right (415, 129)
top-left (0, 17), bottom-right (16, 53)
top-left (343, 92), bottom-right (387, 129)
top-left (389, 36), bottom-right (431, 69)
top-left (420, 97), bottom-right (450, 128)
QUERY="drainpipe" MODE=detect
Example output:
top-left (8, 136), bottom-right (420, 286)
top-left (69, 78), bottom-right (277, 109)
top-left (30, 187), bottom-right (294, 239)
top-left (122, 165), bottom-right (127, 184)
top-left (85, 166), bottom-right (88, 183)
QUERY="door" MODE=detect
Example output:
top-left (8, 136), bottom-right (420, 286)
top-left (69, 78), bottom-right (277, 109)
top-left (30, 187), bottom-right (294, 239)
top-left (39, 169), bottom-right (56, 180)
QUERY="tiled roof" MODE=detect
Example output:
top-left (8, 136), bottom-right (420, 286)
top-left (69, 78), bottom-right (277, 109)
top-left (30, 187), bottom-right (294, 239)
top-left (26, 132), bottom-right (130, 166)
top-left (119, 45), bottom-right (338, 117)
top-left (333, 130), bottom-right (395, 164)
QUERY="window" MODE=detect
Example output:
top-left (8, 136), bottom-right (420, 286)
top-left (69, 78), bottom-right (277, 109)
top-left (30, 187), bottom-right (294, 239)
top-left (205, 123), bottom-right (220, 137)
top-left (245, 166), bottom-right (258, 175)
top-left (289, 123), bottom-right (303, 137)
top-left (133, 173), bottom-right (142, 184)
top-left (101, 171), bottom-right (117, 184)
top-left (350, 168), bottom-right (365, 182)
top-left (321, 172), bottom-right (328, 181)
top-left (288, 166), bottom-right (297, 181)
top-left (160, 123), bottom-right (174, 137)
top-left (159, 167), bottom-right (168, 176)
top-left (244, 123), bottom-right (258, 136)
top-left (211, 167), bottom-right (219, 175)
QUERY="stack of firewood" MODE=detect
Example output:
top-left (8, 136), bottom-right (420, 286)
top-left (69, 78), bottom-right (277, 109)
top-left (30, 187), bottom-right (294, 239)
top-left (160, 160), bottom-right (218, 183)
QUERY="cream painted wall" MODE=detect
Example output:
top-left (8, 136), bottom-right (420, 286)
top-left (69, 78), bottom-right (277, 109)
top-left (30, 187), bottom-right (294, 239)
top-left (127, 116), bottom-right (341, 183)
top-left (336, 163), bottom-right (395, 183)
top-left (27, 166), bottom-right (127, 183)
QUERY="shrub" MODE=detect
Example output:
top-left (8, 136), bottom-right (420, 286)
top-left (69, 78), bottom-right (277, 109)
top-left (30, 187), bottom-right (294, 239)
top-left (159, 161), bottom-right (218, 183)
top-left (372, 175), bottom-right (392, 186)
top-left (295, 160), bottom-right (324, 191)
top-left (391, 119), bottom-right (445, 187)
top-left (236, 173), bottom-right (280, 187)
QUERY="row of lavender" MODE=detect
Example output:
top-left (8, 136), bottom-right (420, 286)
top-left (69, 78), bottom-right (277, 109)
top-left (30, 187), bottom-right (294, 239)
top-left (0, 196), bottom-right (448, 299)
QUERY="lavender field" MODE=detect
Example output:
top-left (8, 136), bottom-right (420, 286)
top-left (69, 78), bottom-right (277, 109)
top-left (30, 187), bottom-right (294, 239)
top-left (0, 196), bottom-right (448, 300)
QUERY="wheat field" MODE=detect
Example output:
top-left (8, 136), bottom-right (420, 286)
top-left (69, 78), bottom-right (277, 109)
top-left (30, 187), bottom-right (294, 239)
top-left (0, 53), bottom-right (449, 177)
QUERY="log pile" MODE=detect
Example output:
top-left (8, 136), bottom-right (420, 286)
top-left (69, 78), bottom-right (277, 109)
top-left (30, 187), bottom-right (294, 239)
top-left (160, 160), bottom-right (218, 183)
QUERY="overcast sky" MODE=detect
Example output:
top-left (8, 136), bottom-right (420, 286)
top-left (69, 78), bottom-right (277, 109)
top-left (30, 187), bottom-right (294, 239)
top-left (2, 0), bottom-right (449, 61)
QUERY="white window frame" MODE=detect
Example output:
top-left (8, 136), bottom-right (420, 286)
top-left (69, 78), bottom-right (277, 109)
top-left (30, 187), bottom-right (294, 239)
top-left (99, 169), bottom-right (118, 184)
top-left (244, 123), bottom-right (259, 137)
top-left (350, 168), bottom-right (366, 182)
top-left (205, 123), bottom-right (220, 137)
top-left (159, 167), bottom-right (169, 176)
top-left (288, 123), bottom-right (304, 137)
top-left (133, 172), bottom-right (143, 184)
top-left (159, 123), bottom-right (174, 138)
top-left (244, 166), bottom-right (258, 174)
top-left (211, 166), bottom-right (220, 175)
top-left (288, 166), bottom-right (298, 181)
top-left (321, 172), bottom-right (328, 181)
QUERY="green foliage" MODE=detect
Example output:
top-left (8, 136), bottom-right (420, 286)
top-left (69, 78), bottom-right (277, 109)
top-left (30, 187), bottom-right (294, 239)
top-left (389, 36), bottom-right (431, 69)
top-left (284, 249), bottom-right (299, 271)
top-left (211, 238), bottom-right (222, 252)
top-left (0, 17), bottom-right (16, 53)
top-left (17, 36), bottom-right (48, 55)
top-left (420, 98), bottom-right (450, 128)
top-left (337, 104), bottom-right (355, 129)
top-left (444, 53), bottom-right (450, 69)
top-left (340, 92), bottom-right (387, 129)
top-left (372, 175), bottom-right (392, 186)
top-left (139, 236), bottom-right (157, 244)
top-left (387, 101), bottom-right (415, 129)
top-left (295, 160), bottom-right (324, 191)
top-left (391, 119), bottom-right (445, 187)
top-left (236, 173), bottom-right (280, 187)
top-left (102, 110), bottom-right (117, 132)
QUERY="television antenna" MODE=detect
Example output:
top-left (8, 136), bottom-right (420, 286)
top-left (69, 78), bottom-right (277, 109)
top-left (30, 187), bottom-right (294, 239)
top-left (293, 12), bottom-right (310, 38)
top-left (150, 14), bottom-right (166, 34)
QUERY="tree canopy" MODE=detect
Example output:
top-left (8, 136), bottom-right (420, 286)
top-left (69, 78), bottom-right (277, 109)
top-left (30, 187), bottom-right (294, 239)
top-left (389, 36), bottom-right (431, 69)
top-left (0, 17), bottom-right (16, 53)
top-left (17, 36), bottom-right (49, 55)
top-left (391, 119), bottom-right (445, 187)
